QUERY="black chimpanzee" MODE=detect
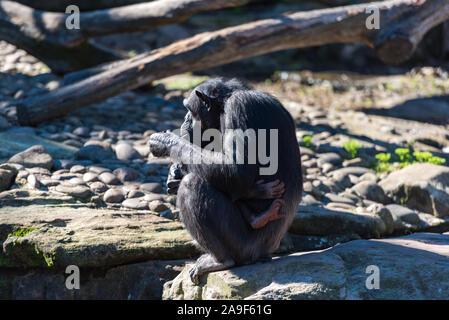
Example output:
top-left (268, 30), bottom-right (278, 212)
top-left (149, 78), bottom-right (302, 283)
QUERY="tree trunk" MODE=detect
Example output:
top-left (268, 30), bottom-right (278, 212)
top-left (14, 0), bottom-right (152, 12)
top-left (17, 0), bottom-right (449, 125)
top-left (0, 0), bottom-right (250, 73)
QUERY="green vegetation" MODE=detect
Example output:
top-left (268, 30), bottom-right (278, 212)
top-left (374, 153), bottom-right (393, 173)
top-left (8, 227), bottom-right (35, 238)
top-left (374, 148), bottom-right (446, 173)
top-left (343, 140), bottom-right (362, 159)
top-left (301, 135), bottom-right (312, 148)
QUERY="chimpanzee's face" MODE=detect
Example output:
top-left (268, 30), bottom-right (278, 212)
top-left (183, 89), bottom-right (222, 131)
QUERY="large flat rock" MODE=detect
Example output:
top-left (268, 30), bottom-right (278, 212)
top-left (163, 232), bottom-right (449, 300)
top-left (0, 132), bottom-right (77, 161)
top-left (0, 189), bottom-right (198, 268)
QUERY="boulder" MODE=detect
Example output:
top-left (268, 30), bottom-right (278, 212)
top-left (0, 189), bottom-right (199, 268)
top-left (0, 259), bottom-right (186, 299)
top-left (0, 164), bottom-right (18, 192)
top-left (0, 131), bottom-right (77, 161)
top-left (350, 181), bottom-right (390, 204)
top-left (164, 233), bottom-right (449, 300)
top-left (379, 163), bottom-right (449, 217)
top-left (290, 205), bottom-right (385, 238)
top-left (8, 145), bottom-right (53, 170)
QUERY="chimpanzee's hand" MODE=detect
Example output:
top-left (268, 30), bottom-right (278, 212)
top-left (149, 132), bottom-right (179, 158)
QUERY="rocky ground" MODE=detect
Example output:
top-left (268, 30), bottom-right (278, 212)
top-left (1, 40), bottom-right (449, 299)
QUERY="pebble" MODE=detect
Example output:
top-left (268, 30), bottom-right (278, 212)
top-left (70, 165), bottom-right (86, 174)
top-left (56, 184), bottom-right (92, 199)
top-left (127, 190), bottom-right (145, 198)
top-left (103, 188), bottom-right (125, 203)
top-left (75, 145), bottom-right (116, 162)
top-left (113, 167), bottom-right (140, 182)
top-left (143, 193), bottom-right (165, 202)
top-left (122, 198), bottom-right (148, 210)
top-left (149, 200), bottom-right (169, 212)
top-left (68, 177), bottom-right (85, 186)
top-left (140, 182), bottom-right (164, 193)
top-left (27, 174), bottom-right (40, 189)
top-left (89, 181), bottom-right (108, 193)
top-left (115, 143), bottom-right (142, 161)
top-left (83, 172), bottom-right (99, 183)
top-left (99, 172), bottom-right (120, 185)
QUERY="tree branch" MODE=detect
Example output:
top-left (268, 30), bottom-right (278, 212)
top-left (17, 0), bottom-right (449, 125)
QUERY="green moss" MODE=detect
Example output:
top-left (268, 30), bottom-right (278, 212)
top-left (7, 228), bottom-right (35, 238)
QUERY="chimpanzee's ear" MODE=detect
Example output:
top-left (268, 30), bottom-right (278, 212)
top-left (195, 90), bottom-right (207, 103)
top-left (195, 90), bottom-right (214, 111)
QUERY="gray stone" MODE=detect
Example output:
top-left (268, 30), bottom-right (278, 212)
top-left (164, 233), bottom-right (449, 300)
top-left (115, 143), bottom-right (141, 161)
top-left (144, 193), bottom-right (165, 202)
top-left (103, 188), bottom-right (125, 203)
top-left (73, 126), bottom-right (90, 137)
top-left (113, 167), bottom-right (140, 182)
top-left (379, 163), bottom-right (449, 218)
top-left (89, 181), bottom-right (108, 193)
top-left (99, 172), bottom-right (120, 185)
top-left (69, 165), bottom-right (86, 174)
top-left (27, 174), bottom-right (40, 189)
top-left (0, 164), bottom-right (17, 191)
top-left (55, 184), bottom-right (92, 199)
top-left (9, 145), bottom-right (53, 170)
top-left (386, 204), bottom-right (420, 225)
top-left (317, 152), bottom-right (343, 166)
top-left (122, 198), bottom-right (148, 210)
top-left (0, 132), bottom-right (77, 159)
top-left (75, 145), bottom-right (116, 162)
top-left (83, 172), bottom-right (99, 183)
top-left (0, 189), bottom-right (197, 269)
top-left (140, 182), bottom-right (164, 194)
top-left (350, 181), bottom-right (389, 204)
top-left (149, 200), bottom-right (169, 212)
top-left (290, 205), bottom-right (384, 238)
top-left (324, 193), bottom-right (355, 205)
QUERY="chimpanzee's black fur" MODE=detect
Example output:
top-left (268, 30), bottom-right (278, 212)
top-left (149, 78), bottom-right (302, 283)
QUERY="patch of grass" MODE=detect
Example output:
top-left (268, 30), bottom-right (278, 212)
top-left (343, 140), bottom-right (362, 159)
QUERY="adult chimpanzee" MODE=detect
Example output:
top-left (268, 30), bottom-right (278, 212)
top-left (149, 78), bottom-right (302, 283)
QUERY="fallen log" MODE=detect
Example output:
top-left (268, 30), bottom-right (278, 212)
top-left (0, 0), bottom-right (250, 73)
top-left (17, 0), bottom-right (449, 126)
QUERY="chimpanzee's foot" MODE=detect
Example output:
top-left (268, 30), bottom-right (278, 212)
top-left (250, 199), bottom-right (286, 229)
top-left (255, 179), bottom-right (285, 199)
top-left (189, 254), bottom-right (235, 284)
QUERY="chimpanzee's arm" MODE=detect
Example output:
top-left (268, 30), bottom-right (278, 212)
top-left (149, 131), bottom-right (256, 193)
